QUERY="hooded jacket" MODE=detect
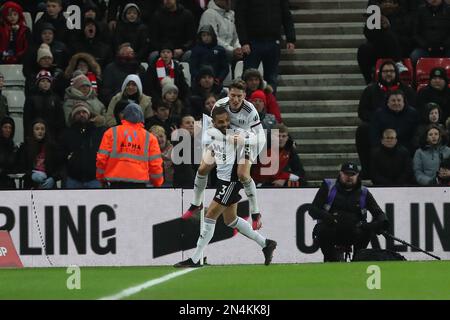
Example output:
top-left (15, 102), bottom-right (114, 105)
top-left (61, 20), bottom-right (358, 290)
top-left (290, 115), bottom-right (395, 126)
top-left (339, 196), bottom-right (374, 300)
top-left (62, 85), bottom-right (106, 127)
top-left (190, 25), bottom-right (229, 82)
top-left (0, 1), bottom-right (30, 64)
top-left (0, 116), bottom-right (17, 187)
top-left (113, 3), bottom-right (151, 61)
top-left (358, 61), bottom-right (417, 122)
top-left (199, 0), bottom-right (241, 53)
top-left (106, 74), bottom-right (153, 127)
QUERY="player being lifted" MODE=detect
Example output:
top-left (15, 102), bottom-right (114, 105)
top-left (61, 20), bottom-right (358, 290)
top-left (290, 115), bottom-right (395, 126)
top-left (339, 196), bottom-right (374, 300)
top-left (174, 107), bottom-right (277, 267)
top-left (182, 80), bottom-right (266, 230)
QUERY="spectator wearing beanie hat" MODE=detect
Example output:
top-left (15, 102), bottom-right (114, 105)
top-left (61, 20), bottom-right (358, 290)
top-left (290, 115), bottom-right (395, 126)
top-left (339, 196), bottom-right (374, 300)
top-left (63, 73), bottom-right (106, 127)
top-left (106, 74), bottom-right (153, 127)
top-left (26, 22), bottom-right (69, 71)
top-left (23, 70), bottom-right (65, 140)
top-left (161, 77), bottom-right (190, 119)
top-left (97, 102), bottom-right (164, 188)
top-left (23, 42), bottom-right (64, 98)
top-left (417, 67), bottom-right (450, 124)
top-left (0, 1), bottom-right (30, 64)
top-left (250, 90), bottom-right (276, 130)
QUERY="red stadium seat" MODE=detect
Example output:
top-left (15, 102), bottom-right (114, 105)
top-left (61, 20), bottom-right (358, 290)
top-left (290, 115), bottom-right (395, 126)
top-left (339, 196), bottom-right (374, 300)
top-left (416, 58), bottom-right (450, 91)
top-left (374, 58), bottom-right (413, 86)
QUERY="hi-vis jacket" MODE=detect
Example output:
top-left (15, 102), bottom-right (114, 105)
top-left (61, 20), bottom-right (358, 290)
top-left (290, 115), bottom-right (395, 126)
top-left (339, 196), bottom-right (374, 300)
top-left (96, 120), bottom-right (164, 186)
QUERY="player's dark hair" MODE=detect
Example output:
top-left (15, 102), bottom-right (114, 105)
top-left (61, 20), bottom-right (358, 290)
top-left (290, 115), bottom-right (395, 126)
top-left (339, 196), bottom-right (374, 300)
top-left (212, 106), bottom-right (228, 120)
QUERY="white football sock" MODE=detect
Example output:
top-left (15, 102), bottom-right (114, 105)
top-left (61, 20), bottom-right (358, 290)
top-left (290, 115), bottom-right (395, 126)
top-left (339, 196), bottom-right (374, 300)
top-left (228, 217), bottom-right (266, 248)
top-left (192, 173), bottom-right (208, 206)
top-left (242, 178), bottom-right (260, 214)
top-left (191, 218), bottom-right (216, 263)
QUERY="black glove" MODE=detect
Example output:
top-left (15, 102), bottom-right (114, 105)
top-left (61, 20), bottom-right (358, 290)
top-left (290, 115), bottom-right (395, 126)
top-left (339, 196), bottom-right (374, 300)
top-left (321, 212), bottom-right (337, 225)
top-left (357, 220), bottom-right (388, 235)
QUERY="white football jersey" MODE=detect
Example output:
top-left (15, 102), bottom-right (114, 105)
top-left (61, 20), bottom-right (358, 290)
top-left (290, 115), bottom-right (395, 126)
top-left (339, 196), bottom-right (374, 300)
top-left (207, 127), bottom-right (242, 182)
top-left (213, 97), bottom-right (261, 130)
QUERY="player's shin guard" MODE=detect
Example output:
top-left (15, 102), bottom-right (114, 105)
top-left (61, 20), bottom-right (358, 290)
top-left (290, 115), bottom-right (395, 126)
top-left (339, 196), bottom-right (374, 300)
top-left (191, 218), bottom-right (216, 263)
top-left (228, 217), bottom-right (266, 248)
top-left (241, 178), bottom-right (260, 214)
top-left (192, 173), bottom-right (208, 206)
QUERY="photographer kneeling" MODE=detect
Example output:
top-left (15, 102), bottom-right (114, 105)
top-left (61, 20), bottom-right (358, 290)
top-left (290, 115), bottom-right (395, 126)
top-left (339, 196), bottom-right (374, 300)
top-left (309, 162), bottom-right (389, 262)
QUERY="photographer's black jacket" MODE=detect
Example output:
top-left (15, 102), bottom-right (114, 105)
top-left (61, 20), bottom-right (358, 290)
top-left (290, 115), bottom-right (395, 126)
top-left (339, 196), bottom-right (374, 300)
top-left (309, 178), bottom-right (387, 225)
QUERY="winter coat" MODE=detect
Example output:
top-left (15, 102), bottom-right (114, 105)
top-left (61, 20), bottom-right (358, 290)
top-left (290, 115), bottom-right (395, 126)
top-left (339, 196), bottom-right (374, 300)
top-left (16, 136), bottom-right (63, 189)
top-left (370, 104), bottom-right (420, 152)
top-left (190, 25), bottom-right (229, 82)
top-left (70, 31), bottom-right (113, 69)
top-left (199, 0), bottom-right (241, 54)
top-left (0, 116), bottom-right (17, 189)
top-left (149, 4), bottom-right (196, 51)
top-left (106, 74), bottom-right (153, 127)
top-left (61, 122), bottom-right (105, 182)
top-left (413, 2), bottom-right (450, 50)
top-left (413, 144), bottom-right (450, 185)
top-left (63, 86), bottom-right (106, 127)
top-left (34, 12), bottom-right (70, 44)
top-left (23, 89), bottom-right (65, 139)
top-left (113, 3), bottom-right (151, 62)
top-left (235, 0), bottom-right (296, 44)
top-left (0, 1), bottom-right (30, 64)
top-left (101, 58), bottom-right (145, 105)
top-left (370, 144), bottom-right (414, 186)
top-left (252, 137), bottom-right (306, 186)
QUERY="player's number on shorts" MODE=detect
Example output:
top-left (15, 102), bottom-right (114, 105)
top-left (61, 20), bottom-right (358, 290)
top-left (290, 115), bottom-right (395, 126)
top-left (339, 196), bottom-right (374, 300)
top-left (216, 185), bottom-right (227, 199)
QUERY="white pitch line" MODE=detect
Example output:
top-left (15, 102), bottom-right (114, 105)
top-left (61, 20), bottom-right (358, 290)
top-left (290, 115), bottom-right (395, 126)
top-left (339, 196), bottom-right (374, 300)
top-left (98, 268), bottom-right (199, 300)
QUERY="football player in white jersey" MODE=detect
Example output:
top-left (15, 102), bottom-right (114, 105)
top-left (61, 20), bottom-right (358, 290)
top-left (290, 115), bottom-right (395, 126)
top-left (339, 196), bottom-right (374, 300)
top-left (182, 80), bottom-right (266, 230)
top-left (174, 107), bottom-right (277, 268)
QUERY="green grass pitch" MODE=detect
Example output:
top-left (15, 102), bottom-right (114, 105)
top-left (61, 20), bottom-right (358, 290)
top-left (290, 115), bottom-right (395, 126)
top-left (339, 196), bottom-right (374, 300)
top-left (0, 261), bottom-right (449, 300)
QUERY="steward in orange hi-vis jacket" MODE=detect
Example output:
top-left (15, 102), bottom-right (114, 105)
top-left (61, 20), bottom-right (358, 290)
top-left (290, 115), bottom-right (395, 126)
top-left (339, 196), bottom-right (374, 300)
top-left (96, 103), bottom-right (164, 188)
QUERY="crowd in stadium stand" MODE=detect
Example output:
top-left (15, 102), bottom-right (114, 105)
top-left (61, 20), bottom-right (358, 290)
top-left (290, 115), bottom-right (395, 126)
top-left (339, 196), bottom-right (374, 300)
top-left (356, 0), bottom-right (450, 186)
top-left (0, 0), bottom-right (305, 190)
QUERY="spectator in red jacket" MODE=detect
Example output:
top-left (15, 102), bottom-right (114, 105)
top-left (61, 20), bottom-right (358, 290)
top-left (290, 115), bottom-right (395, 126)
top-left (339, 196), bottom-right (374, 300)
top-left (0, 1), bottom-right (30, 64)
top-left (252, 123), bottom-right (306, 187)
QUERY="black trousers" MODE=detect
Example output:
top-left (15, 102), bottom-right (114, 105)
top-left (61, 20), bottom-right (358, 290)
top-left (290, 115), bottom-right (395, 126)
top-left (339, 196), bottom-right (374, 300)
top-left (314, 222), bottom-right (372, 262)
